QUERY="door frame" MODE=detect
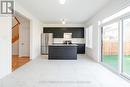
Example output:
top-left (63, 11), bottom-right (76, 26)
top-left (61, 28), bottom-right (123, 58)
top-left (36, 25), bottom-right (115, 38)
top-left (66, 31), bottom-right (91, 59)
top-left (100, 14), bottom-right (130, 80)
top-left (100, 19), bottom-right (120, 71)
top-left (120, 15), bottom-right (130, 79)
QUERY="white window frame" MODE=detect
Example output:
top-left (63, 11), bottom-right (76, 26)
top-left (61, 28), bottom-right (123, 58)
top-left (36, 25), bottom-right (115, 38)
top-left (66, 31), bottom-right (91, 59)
top-left (100, 11), bottom-right (130, 79)
top-left (85, 25), bottom-right (93, 48)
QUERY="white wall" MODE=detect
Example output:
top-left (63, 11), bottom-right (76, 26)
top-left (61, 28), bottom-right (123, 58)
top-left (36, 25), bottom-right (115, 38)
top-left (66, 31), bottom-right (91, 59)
top-left (15, 2), bottom-right (42, 59)
top-left (43, 24), bottom-right (85, 27)
top-left (85, 0), bottom-right (130, 61)
top-left (0, 17), bottom-right (12, 79)
top-left (0, 1), bottom-right (42, 79)
top-left (30, 20), bottom-right (42, 59)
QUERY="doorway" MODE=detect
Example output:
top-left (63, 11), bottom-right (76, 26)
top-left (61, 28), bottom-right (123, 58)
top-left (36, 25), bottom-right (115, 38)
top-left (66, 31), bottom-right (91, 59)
top-left (101, 22), bottom-right (119, 70)
top-left (122, 17), bottom-right (130, 77)
top-left (12, 12), bottom-right (30, 71)
top-left (101, 15), bottom-right (130, 79)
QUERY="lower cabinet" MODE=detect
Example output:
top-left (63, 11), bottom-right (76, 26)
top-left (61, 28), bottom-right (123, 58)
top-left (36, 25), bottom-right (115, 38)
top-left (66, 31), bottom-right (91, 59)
top-left (77, 44), bottom-right (85, 54)
top-left (49, 46), bottom-right (77, 60)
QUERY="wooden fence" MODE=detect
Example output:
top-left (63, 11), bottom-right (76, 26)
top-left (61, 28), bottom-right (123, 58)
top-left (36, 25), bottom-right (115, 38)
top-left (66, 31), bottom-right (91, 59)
top-left (103, 41), bottom-right (130, 55)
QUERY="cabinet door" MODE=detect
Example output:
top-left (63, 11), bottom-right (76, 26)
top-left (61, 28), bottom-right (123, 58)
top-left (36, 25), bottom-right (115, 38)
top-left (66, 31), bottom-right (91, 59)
top-left (77, 44), bottom-right (85, 54)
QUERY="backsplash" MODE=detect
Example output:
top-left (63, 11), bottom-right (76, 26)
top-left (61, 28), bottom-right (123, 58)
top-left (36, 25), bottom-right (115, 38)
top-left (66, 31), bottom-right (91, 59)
top-left (53, 38), bottom-right (85, 44)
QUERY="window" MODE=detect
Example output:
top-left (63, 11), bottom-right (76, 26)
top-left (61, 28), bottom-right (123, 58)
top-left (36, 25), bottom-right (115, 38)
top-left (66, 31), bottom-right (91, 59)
top-left (100, 6), bottom-right (130, 79)
top-left (86, 25), bottom-right (93, 48)
top-left (101, 22), bottom-right (119, 70)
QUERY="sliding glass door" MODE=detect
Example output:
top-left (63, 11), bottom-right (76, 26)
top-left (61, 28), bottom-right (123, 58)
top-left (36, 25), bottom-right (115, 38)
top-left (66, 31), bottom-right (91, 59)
top-left (101, 22), bottom-right (119, 70)
top-left (122, 17), bottom-right (130, 77)
top-left (101, 16), bottom-right (130, 79)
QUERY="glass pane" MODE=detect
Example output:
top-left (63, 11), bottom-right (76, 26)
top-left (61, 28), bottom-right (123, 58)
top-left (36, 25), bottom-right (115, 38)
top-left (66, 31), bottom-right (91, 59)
top-left (123, 18), bottom-right (130, 76)
top-left (102, 22), bottom-right (119, 70)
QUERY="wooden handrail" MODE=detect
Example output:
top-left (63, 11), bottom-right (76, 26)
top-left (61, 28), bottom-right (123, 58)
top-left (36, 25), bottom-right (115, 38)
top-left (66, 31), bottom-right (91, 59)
top-left (12, 16), bottom-right (20, 29)
top-left (12, 24), bottom-right (19, 43)
top-left (12, 23), bottom-right (19, 29)
top-left (14, 17), bottom-right (20, 25)
top-left (12, 16), bottom-right (20, 43)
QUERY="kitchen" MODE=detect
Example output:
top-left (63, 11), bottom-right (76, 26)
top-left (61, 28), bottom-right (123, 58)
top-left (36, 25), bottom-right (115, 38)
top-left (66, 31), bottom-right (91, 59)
top-left (41, 27), bottom-right (85, 60)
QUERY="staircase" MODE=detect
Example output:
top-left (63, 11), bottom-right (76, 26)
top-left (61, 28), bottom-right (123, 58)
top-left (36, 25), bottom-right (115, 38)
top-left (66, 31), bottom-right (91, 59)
top-left (12, 17), bottom-right (20, 71)
top-left (12, 17), bottom-right (20, 43)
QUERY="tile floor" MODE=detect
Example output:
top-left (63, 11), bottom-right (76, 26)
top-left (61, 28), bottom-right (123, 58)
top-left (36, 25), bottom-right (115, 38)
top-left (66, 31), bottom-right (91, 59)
top-left (0, 55), bottom-right (130, 87)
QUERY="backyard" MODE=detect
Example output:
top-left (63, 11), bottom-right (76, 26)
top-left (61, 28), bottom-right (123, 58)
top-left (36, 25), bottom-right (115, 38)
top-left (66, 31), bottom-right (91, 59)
top-left (103, 55), bottom-right (130, 75)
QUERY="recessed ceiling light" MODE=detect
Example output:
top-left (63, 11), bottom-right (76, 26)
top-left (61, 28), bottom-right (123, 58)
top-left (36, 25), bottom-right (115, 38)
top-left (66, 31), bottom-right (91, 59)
top-left (61, 19), bottom-right (66, 24)
top-left (59, 0), bottom-right (66, 4)
top-left (62, 21), bottom-right (66, 24)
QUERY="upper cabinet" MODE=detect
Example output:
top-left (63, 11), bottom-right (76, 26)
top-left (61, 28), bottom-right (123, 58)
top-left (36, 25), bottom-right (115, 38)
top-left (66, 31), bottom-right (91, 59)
top-left (43, 27), bottom-right (84, 38)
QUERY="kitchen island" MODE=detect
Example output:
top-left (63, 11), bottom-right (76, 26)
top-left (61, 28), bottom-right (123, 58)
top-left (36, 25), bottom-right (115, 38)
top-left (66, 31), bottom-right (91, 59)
top-left (48, 44), bottom-right (77, 60)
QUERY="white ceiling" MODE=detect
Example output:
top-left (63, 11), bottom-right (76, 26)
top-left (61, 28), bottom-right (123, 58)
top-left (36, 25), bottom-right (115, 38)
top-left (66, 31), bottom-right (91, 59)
top-left (16, 0), bottom-right (111, 24)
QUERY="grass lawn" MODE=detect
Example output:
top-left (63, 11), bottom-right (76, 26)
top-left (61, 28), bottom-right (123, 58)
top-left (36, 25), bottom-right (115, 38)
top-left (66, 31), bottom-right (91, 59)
top-left (103, 55), bottom-right (130, 75)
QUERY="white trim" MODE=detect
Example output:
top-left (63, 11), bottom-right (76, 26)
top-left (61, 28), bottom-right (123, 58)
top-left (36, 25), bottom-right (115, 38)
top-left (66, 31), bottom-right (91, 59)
top-left (102, 6), bottom-right (130, 24)
top-left (119, 20), bottom-right (123, 74)
top-left (100, 14), bottom-right (130, 79)
top-left (85, 25), bottom-right (93, 48)
top-left (120, 15), bottom-right (130, 78)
